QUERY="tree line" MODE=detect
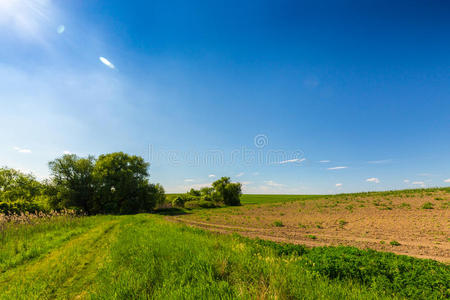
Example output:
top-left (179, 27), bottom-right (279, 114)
top-left (0, 152), bottom-right (165, 214)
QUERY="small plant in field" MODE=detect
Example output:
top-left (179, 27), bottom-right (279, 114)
top-left (273, 220), bottom-right (284, 227)
top-left (434, 197), bottom-right (444, 201)
top-left (298, 223), bottom-right (306, 228)
top-left (280, 212), bottom-right (285, 216)
top-left (421, 202), bottom-right (434, 209)
top-left (398, 202), bottom-right (411, 209)
top-left (345, 205), bottom-right (353, 212)
top-left (380, 240), bottom-right (385, 244)
top-left (316, 224), bottom-right (323, 229)
top-left (390, 240), bottom-right (401, 246)
top-left (338, 220), bottom-right (348, 228)
top-left (306, 235), bottom-right (317, 240)
top-left (441, 201), bottom-right (449, 209)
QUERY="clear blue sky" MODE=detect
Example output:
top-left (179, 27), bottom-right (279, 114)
top-left (1, 0), bottom-right (449, 193)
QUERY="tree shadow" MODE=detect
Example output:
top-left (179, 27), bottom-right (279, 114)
top-left (154, 207), bottom-right (188, 216)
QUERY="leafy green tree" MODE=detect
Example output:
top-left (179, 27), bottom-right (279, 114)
top-left (0, 167), bottom-right (43, 202)
top-left (212, 177), bottom-right (242, 206)
top-left (48, 154), bottom-right (96, 212)
top-left (92, 152), bottom-right (160, 214)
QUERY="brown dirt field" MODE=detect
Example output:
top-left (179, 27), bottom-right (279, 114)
top-left (169, 190), bottom-right (450, 262)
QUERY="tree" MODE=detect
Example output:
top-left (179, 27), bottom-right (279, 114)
top-left (92, 152), bottom-right (156, 214)
top-left (212, 177), bottom-right (242, 206)
top-left (0, 167), bottom-right (43, 202)
top-left (48, 154), bottom-right (96, 212)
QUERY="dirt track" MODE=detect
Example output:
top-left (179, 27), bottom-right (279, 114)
top-left (170, 191), bottom-right (450, 262)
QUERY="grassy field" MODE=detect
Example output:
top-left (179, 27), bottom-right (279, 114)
top-left (0, 213), bottom-right (448, 299)
top-left (240, 194), bottom-right (323, 204)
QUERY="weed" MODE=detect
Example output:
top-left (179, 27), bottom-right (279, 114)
top-left (390, 240), bottom-right (401, 246)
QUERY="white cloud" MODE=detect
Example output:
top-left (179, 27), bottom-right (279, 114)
top-left (252, 172), bottom-right (259, 176)
top-left (99, 57), bottom-right (115, 69)
top-left (328, 166), bottom-right (348, 170)
top-left (278, 158), bottom-right (305, 164)
top-left (13, 146), bottom-right (31, 154)
top-left (368, 159), bottom-right (392, 164)
top-left (236, 172), bottom-right (244, 177)
top-left (366, 177), bottom-right (380, 184)
top-left (56, 25), bottom-right (65, 34)
top-left (319, 160), bottom-right (330, 163)
top-left (412, 181), bottom-right (425, 187)
top-left (63, 150), bottom-right (72, 155)
top-left (208, 174), bottom-right (216, 178)
top-left (403, 179), bottom-right (410, 183)
top-left (444, 179), bottom-right (450, 183)
top-left (335, 183), bottom-right (342, 187)
top-left (184, 179), bottom-right (194, 182)
top-left (264, 180), bottom-right (285, 187)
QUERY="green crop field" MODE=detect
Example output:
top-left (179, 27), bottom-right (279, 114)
top-left (0, 213), bottom-right (448, 299)
top-left (240, 194), bottom-right (323, 204)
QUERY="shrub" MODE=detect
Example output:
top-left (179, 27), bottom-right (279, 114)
top-left (184, 200), bottom-right (217, 209)
top-left (421, 202), bottom-right (434, 209)
top-left (273, 220), bottom-right (284, 227)
top-left (390, 240), bottom-right (401, 246)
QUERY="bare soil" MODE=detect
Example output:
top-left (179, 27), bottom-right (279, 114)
top-left (170, 191), bottom-right (450, 262)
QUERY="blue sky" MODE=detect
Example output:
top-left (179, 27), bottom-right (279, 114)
top-left (1, 0), bottom-right (449, 193)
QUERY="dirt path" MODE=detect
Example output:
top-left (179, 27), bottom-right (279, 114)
top-left (0, 219), bottom-right (120, 299)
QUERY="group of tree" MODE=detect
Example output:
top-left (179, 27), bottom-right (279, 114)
top-left (172, 177), bottom-right (242, 208)
top-left (0, 152), bottom-right (165, 215)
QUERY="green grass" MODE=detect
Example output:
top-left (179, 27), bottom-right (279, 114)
top-left (0, 214), bottom-right (448, 299)
top-left (240, 194), bottom-right (322, 204)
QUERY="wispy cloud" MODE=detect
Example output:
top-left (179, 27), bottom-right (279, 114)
top-left (56, 25), bottom-right (65, 34)
top-left (417, 173), bottom-right (432, 177)
top-left (264, 180), bottom-right (285, 187)
top-left (13, 146), bottom-right (31, 154)
top-left (366, 177), bottom-right (380, 183)
top-left (236, 172), bottom-right (244, 177)
top-left (335, 183), bottom-right (342, 187)
top-left (444, 179), bottom-right (450, 183)
top-left (252, 172), bottom-right (259, 176)
top-left (208, 174), bottom-right (216, 178)
top-left (278, 158), bottom-right (305, 164)
top-left (403, 179), bottom-right (410, 183)
top-left (328, 166), bottom-right (347, 170)
top-left (368, 159), bottom-right (392, 164)
top-left (184, 179), bottom-right (194, 182)
top-left (63, 150), bottom-right (71, 155)
top-left (99, 57), bottom-right (115, 69)
top-left (319, 160), bottom-right (330, 163)
top-left (412, 181), bottom-right (425, 187)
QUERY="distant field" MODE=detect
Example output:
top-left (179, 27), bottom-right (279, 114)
top-left (165, 193), bottom-right (324, 205)
top-left (0, 214), bottom-right (448, 299)
top-left (240, 194), bottom-right (323, 204)
top-left (174, 187), bottom-right (450, 262)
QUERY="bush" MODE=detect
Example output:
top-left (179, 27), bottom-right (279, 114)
top-left (421, 202), bottom-right (434, 209)
top-left (184, 200), bottom-right (217, 209)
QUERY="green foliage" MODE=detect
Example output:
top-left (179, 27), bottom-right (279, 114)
top-left (0, 168), bottom-right (48, 214)
top-left (273, 220), bottom-right (284, 227)
top-left (184, 200), bottom-right (217, 209)
top-left (390, 240), bottom-right (401, 246)
top-left (212, 177), bottom-right (242, 206)
top-left (421, 202), bottom-right (434, 209)
top-left (46, 152), bottom-right (165, 214)
top-left (47, 154), bottom-right (96, 212)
